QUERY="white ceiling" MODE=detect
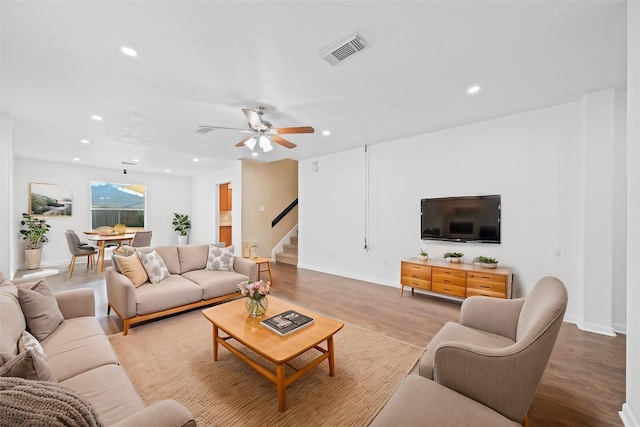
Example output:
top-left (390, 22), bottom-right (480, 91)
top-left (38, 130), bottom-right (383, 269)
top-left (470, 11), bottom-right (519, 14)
top-left (1, 1), bottom-right (627, 176)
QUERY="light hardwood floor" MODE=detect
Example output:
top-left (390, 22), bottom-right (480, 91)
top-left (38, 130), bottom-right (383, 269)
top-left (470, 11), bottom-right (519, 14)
top-left (25, 261), bottom-right (626, 427)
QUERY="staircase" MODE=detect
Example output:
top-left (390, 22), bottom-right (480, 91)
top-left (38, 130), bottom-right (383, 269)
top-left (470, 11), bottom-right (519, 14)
top-left (275, 232), bottom-right (298, 266)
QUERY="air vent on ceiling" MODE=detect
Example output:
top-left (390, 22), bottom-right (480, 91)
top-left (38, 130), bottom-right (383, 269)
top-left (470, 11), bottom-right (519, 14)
top-left (121, 161), bottom-right (137, 166)
top-left (194, 126), bottom-right (214, 134)
top-left (319, 32), bottom-right (367, 66)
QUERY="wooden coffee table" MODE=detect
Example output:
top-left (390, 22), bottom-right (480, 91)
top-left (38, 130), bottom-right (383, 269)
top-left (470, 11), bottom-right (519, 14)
top-left (202, 297), bottom-right (344, 412)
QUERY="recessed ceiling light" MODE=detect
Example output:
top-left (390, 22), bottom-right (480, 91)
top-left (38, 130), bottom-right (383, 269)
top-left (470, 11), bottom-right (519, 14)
top-left (467, 85), bottom-right (481, 95)
top-left (132, 159), bottom-right (139, 163)
top-left (165, 169), bottom-right (171, 173)
top-left (73, 157), bottom-right (80, 161)
top-left (121, 46), bottom-right (138, 57)
top-left (322, 130), bottom-right (331, 136)
top-left (193, 158), bottom-right (199, 162)
top-left (91, 115), bottom-right (103, 121)
top-left (80, 139), bottom-right (90, 144)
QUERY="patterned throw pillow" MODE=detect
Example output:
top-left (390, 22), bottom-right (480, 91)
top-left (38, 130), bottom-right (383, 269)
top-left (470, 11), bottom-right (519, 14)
top-left (138, 250), bottom-right (170, 284)
top-left (18, 331), bottom-right (47, 361)
top-left (206, 245), bottom-right (235, 272)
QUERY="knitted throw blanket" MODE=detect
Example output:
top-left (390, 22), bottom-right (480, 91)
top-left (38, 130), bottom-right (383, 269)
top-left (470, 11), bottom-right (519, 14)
top-left (0, 377), bottom-right (104, 427)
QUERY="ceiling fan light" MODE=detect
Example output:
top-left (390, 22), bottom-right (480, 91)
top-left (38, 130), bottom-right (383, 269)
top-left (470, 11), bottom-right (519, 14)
top-left (259, 135), bottom-right (272, 152)
top-left (245, 137), bottom-right (257, 150)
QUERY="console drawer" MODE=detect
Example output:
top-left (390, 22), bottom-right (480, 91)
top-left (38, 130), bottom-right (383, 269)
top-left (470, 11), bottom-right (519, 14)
top-left (432, 282), bottom-right (466, 298)
top-left (466, 287), bottom-right (506, 299)
top-left (401, 262), bottom-right (431, 279)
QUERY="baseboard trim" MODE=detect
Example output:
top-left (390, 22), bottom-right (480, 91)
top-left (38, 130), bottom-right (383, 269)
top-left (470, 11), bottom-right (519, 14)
top-left (577, 320), bottom-right (617, 337)
top-left (621, 403), bottom-right (640, 427)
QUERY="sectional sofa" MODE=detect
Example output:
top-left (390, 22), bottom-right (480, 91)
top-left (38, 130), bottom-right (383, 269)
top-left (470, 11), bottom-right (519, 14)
top-left (0, 273), bottom-right (195, 426)
top-left (106, 244), bottom-right (258, 335)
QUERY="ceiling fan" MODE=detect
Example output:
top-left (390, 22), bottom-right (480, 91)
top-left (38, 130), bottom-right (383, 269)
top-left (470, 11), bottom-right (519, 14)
top-left (196, 106), bottom-right (314, 152)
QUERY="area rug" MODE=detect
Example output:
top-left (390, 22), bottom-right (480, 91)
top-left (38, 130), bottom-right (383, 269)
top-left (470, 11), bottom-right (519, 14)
top-left (108, 309), bottom-right (423, 426)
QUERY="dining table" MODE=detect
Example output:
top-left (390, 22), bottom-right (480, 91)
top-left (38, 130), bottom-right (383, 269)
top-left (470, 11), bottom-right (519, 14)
top-left (86, 233), bottom-right (136, 273)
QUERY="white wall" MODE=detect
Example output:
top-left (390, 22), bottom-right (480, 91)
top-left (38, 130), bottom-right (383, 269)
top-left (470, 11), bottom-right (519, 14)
top-left (189, 162), bottom-right (242, 254)
top-left (0, 114), bottom-right (14, 275)
top-left (12, 158), bottom-right (190, 274)
top-left (299, 93), bottom-right (626, 332)
top-left (622, 1), bottom-right (640, 426)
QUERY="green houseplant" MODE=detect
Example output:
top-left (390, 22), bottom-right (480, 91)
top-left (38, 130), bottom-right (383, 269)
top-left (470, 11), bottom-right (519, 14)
top-left (172, 213), bottom-right (191, 245)
top-left (418, 249), bottom-right (428, 260)
top-left (444, 252), bottom-right (464, 263)
top-left (19, 212), bottom-right (51, 269)
top-left (472, 256), bottom-right (498, 269)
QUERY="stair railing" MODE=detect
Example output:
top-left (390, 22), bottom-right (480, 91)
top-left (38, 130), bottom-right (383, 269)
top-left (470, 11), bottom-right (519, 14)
top-left (272, 198), bottom-right (298, 228)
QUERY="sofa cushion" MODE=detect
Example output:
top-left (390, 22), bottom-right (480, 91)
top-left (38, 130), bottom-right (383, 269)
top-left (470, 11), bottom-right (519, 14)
top-left (114, 253), bottom-right (148, 288)
top-left (18, 330), bottom-right (47, 361)
top-left (41, 317), bottom-right (119, 382)
top-left (17, 279), bottom-right (64, 341)
top-left (138, 250), bottom-right (170, 284)
top-left (182, 270), bottom-right (248, 300)
top-left (0, 376), bottom-right (103, 427)
top-left (177, 244), bottom-right (209, 273)
top-left (134, 275), bottom-right (204, 315)
top-left (60, 364), bottom-right (145, 426)
top-left (111, 246), bottom-right (135, 274)
top-left (0, 281), bottom-right (26, 355)
top-left (419, 321), bottom-right (515, 379)
top-left (370, 375), bottom-right (520, 427)
top-left (0, 350), bottom-right (56, 382)
top-left (206, 245), bottom-right (235, 272)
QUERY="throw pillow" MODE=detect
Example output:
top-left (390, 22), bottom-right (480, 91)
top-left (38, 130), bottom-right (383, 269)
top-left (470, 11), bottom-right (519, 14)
top-left (138, 250), bottom-right (170, 284)
top-left (0, 350), bottom-right (56, 382)
top-left (206, 245), bottom-right (235, 272)
top-left (114, 253), bottom-right (148, 288)
top-left (17, 280), bottom-right (64, 341)
top-left (111, 247), bottom-right (135, 274)
top-left (18, 330), bottom-right (47, 361)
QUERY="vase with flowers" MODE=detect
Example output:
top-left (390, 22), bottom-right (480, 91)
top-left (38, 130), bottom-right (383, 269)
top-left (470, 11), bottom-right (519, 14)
top-left (238, 279), bottom-right (271, 317)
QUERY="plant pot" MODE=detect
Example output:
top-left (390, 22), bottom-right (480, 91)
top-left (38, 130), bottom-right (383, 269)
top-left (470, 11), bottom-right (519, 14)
top-left (25, 248), bottom-right (43, 270)
top-left (419, 255), bottom-right (427, 261)
top-left (449, 257), bottom-right (461, 263)
top-left (177, 235), bottom-right (188, 245)
top-left (480, 262), bottom-right (498, 269)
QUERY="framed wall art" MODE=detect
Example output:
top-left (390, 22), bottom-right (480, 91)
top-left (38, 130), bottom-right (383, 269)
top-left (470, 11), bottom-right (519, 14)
top-left (29, 182), bottom-right (73, 216)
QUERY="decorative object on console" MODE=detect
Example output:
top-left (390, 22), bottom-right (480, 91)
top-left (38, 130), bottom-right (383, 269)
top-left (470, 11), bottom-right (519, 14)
top-left (238, 280), bottom-right (271, 317)
top-left (472, 256), bottom-right (498, 269)
top-left (444, 252), bottom-right (464, 263)
top-left (19, 213), bottom-right (51, 269)
top-left (418, 249), bottom-right (428, 261)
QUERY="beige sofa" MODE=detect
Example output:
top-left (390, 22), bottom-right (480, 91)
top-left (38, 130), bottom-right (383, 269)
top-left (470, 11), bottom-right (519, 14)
top-left (370, 276), bottom-right (568, 426)
top-left (106, 244), bottom-right (258, 335)
top-left (0, 273), bottom-right (195, 426)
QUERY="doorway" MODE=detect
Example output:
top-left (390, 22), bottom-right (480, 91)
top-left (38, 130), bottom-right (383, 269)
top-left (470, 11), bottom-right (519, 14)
top-left (219, 182), bottom-right (232, 247)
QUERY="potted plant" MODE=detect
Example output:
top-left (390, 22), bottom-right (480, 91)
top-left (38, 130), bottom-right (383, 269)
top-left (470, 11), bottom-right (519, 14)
top-left (172, 213), bottom-right (191, 245)
top-left (418, 249), bottom-right (428, 261)
top-left (19, 212), bottom-right (51, 269)
top-left (472, 256), bottom-right (498, 269)
top-left (444, 252), bottom-right (464, 263)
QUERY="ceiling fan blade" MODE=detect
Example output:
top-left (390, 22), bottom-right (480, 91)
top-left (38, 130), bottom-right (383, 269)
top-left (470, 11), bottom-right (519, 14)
top-left (271, 135), bottom-right (297, 149)
top-left (272, 126), bottom-right (315, 134)
top-left (235, 136), bottom-right (254, 147)
top-left (196, 125), bottom-right (252, 133)
top-left (242, 108), bottom-right (264, 129)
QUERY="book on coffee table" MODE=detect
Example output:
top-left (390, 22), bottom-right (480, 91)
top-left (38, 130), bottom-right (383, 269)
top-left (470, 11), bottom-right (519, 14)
top-left (261, 310), bottom-right (314, 336)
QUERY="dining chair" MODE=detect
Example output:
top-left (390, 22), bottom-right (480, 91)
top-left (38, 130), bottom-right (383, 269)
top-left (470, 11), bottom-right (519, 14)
top-left (65, 230), bottom-right (98, 277)
top-left (131, 231), bottom-right (152, 247)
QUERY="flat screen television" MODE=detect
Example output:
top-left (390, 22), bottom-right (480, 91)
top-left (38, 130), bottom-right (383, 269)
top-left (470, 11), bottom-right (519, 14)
top-left (421, 195), bottom-right (501, 243)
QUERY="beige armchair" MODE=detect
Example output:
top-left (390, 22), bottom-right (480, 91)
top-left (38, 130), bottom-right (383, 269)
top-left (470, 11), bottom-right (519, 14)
top-left (371, 276), bottom-right (568, 426)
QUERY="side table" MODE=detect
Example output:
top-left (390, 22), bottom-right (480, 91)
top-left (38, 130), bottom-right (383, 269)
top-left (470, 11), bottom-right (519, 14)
top-left (249, 257), bottom-right (274, 284)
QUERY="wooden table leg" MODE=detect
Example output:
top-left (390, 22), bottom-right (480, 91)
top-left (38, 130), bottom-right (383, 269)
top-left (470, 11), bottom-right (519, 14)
top-left (212, 324), bottom-right (219, 361)
top-left (328, 335), bottom-right (336, 376)
top-left (276, 363), bottom-right (286, 412)
top-left (97, 241), bottom-right (106, 273)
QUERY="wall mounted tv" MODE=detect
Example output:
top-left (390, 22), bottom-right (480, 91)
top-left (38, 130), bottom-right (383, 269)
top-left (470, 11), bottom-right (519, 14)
top-left (421, 195), bottom-right (501, 244)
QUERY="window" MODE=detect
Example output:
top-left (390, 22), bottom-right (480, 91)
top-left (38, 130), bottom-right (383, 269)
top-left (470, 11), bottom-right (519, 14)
top-left (91, 181), bottom-right (146, 228)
